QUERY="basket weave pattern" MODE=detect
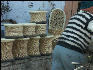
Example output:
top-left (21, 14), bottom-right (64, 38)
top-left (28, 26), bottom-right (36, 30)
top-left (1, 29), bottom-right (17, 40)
top-left (49, 9), bottom-right (65, 29)
top-left (5, 26), bottom-right (23, 37)
top-left (30, 12), bottom-right (47, 22)
top-left (52, 36), bottom-right (61, 49)
top-left (35, 24), bottom-right (47, 35)
top-left (39, 37), bottom-right (53, 55)
top-left (27, 38), bottom-right (40, 56)
top-left (1, 41), bottom-right (14, 61)
top-left (48, 29), bottom-right (63, 36)
top-left (23, 25), bottom-right (36, 36)
top-left (12, 39), bottom-right (28, 58)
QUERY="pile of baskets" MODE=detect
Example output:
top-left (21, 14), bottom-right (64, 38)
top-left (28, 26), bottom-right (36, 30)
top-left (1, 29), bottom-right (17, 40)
top-left (1, 10), bottom-right (58, 62)
top-left (1, 9), bottom-right (66, 62)
top-left (4, 23), bottom-right (47, 38)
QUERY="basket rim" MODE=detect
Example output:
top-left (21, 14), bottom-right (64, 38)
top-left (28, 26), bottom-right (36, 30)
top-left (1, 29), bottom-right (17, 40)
top-left (46, 35), bottom-right (54, 38)
top-left (49, 28), bottom-right (64, 30)
top-left (4, 24), bottom-right (23, 26)
top-left (41, 35), bottom-right (54, 38)
top-left (29, 11), bottom-right (48, 13)
top-left (1, 38), bottom-right (15, 42)
top-left (22, 23), bottom-right (36, 26)
top-left (36, 24), bottom-right (47, 26)
top-left (15, 38), bottom-right (30, 40)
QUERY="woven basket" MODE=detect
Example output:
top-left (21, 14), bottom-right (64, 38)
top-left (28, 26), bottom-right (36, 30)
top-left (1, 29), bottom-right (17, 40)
top-left (48, 29), bottom-right (64, 36)
top-left (49, 8), bottom-right (66, 35)
top-left (52, 35), bottom-right (61, 50)
top-left (27, 36), bottom-right (40, 56)
top-left (29, 11), bottom-right (47, 23)
top-left (4, 24), bottom-right (23, 38)
top-left (23, 23), bottom-right (36, 37)
top-left (39, 35), bottom-right (54, 55)
top-left (12, 38), bottom-right (29, 59)
top-left (1, 38), bottom-right (15, 61)
top-left (35, 24), bottom-right (47, 35)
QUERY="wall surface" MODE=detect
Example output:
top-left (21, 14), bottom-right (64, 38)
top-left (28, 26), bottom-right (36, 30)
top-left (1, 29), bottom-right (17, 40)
top-left (1, 1), bottom-right (65, 23)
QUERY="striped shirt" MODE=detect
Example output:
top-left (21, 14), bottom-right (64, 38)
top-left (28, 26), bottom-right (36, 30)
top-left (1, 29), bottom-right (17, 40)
top-left (57, 10), bottom-right (93, 54)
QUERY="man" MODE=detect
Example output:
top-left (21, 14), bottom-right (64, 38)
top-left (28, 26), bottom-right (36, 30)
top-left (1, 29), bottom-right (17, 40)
top-left (52, 2), bottom-right (93, 70)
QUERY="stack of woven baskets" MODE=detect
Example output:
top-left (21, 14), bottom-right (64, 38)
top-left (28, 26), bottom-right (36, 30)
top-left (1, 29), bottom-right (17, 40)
top-left (1, 9), bottom-right (66, 62)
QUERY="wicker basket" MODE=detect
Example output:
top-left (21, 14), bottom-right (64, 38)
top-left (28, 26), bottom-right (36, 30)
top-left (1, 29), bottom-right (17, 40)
top-left (49, 8), bottom-right (66, 29)
top-left (52, 35), bottom-right (61, 50)
top-left (35, 24), bottom-right (47, 35)
top-left (1, 38), bottom-right (15, 61)
top-left (27, 36), bottom-right (40, 56)
top-left (48, 28), bottom-right (64, 36)
top-left (4, 24), bottom-right (23, 38)
top-left (49, 9), bottom-right (66, 36)
top-left (29, 11), bottom-right (47, 23)
top-left (12, 38), bottom-right (29, 59)
top-left (23, 23), bottom-right (36, 37)
top-left (39, 35), bottom-right (54, 55)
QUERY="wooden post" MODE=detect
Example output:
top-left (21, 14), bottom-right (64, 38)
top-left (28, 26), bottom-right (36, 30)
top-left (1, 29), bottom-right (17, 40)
top-left (64, 1), bottom-right (79, 29)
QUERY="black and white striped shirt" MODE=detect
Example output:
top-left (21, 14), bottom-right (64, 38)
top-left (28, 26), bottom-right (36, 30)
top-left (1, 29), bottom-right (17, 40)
top-left (57, 10), bottom-right (93, 54)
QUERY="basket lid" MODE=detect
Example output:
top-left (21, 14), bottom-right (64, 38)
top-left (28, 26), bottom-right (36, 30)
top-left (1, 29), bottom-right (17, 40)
top-left (4, 24), bottom-right (23, 26)
top-left (22, 23), bottom-right (36, 26)
top-left (1, 38), bottom-right (15, 42)
top-left (16, 38), bottom-right (30, 40)
top-left (29, 11), bottom-right (48, 13)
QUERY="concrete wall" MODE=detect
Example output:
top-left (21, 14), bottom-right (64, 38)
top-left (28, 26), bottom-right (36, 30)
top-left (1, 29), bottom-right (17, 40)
top-left (1, 1), bottom-right (65, 23)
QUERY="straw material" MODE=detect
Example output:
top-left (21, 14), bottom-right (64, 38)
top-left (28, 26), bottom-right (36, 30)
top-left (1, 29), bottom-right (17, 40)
top-left (27, 36), bottom-right (40, 56)
top-left (35, 24), bottom-right (47, 35)
top-left (52, 35), bottom-right (61, 50)
top-left (12, 38), bottom-right (29, 58)
top-left (4, 24), bottom-right (23, 37)
top-left (23, 24), bottom-right (36, 36)
top-left (29, 11), bottom-right (47, 22)
top-left (1, 38), bottom-right (14, 61)
top-left (48, 29), bottom-right (64, 36)
top-left (49, 8), bottom-right (66, 30)
top-left (39, 35), bottom-right (54, 55)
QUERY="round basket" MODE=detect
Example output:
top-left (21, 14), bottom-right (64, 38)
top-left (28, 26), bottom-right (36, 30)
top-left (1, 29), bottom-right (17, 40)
top-left (4, 24), bottom-right (23, 38)
top-left (48, 28), bottom-right (64, 36)
top-left (35, 24), bottom-right (47, 35)
top-left (27, 36), bottom-right (40, 56)
top-left (39, 35), bottom-right (54, 55)
top-left (23, 23), bottom-right (36, 37)
top-left (1, 38), bottom-right (15, 61)
top-left (12, 38), bottom-right (29, 59)
top-left (29, 11), bottom-right (47, 23)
